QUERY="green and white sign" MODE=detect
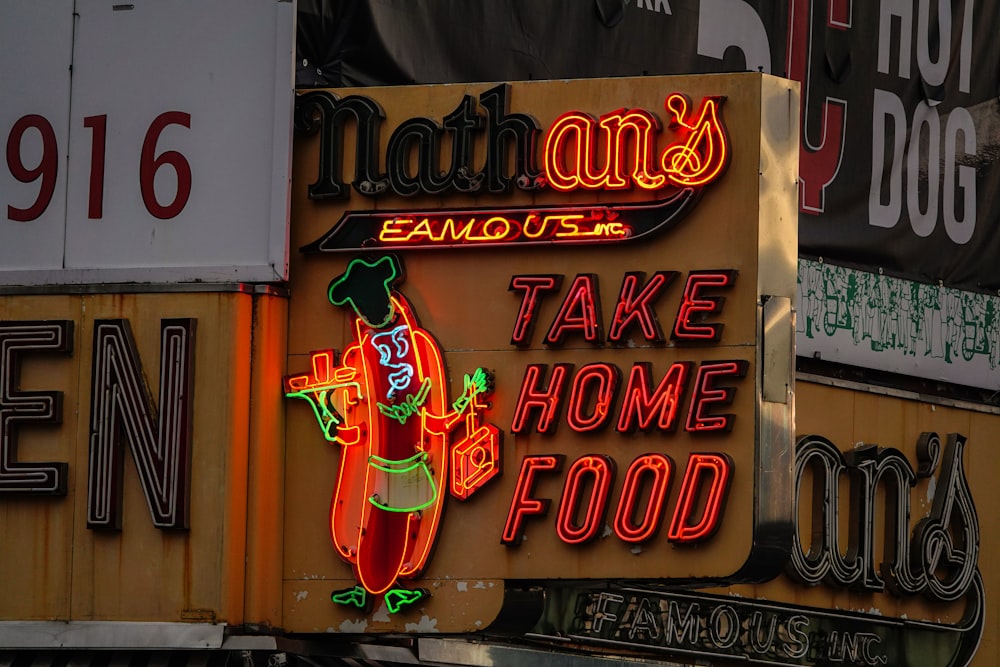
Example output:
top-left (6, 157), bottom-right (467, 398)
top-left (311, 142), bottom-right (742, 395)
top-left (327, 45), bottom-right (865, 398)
top-left (797, 259), bottom-right (1000, 391)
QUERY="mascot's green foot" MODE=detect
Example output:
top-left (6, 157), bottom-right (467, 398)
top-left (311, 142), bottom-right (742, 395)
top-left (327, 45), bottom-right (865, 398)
top-left (331, 585), bottom-right (368, 609)
top-left (384, 587), bottom-right (428, 614)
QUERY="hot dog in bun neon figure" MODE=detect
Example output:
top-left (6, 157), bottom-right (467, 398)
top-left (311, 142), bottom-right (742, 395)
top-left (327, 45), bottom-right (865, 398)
top-left (285, 255), bottom-right (501, 614)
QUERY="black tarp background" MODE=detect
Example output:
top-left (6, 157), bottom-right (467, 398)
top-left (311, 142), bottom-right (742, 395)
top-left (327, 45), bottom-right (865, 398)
top-left (297, 0), bottom-right (1000, 294)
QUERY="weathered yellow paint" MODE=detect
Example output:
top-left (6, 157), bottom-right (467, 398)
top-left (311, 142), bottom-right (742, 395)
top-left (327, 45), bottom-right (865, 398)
top-left (0, 295), bottom-right (79, 620)
top-left (244, 292), bottom-right (290, 629)
top-left (715, 378), bottom-right (994, 665)
top-left (0, 290), bottom-right (286, 625)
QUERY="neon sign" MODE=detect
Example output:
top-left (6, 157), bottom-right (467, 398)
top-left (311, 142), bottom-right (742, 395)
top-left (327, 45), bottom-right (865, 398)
top-left (611, 454), bottom-right (673, 543)
top-left (554, 454), bottom-right (616, 545)
top-left (301, 189), bottom-right (696, 253)
top-left (790, 432), bottom-right (979, 602)
top-left (502, 451), bottom-right (734, 547)
top-left (287, 256), bottom-right (750, 609)
top-left (286, 79), bottom-right (794, 608)
top-left (284, 255), bottom-right (501, 613)
top-left (544, 108), bottom-right (666, 192)
top-left (297, 87), bottom-right (730, 253)
top-left (296, 85), bottom-right (540, 199)
top-left (548, 576), bottom-right (983, 667)
top-left (0, 318), bottom-right (196, 531)
top-left (665, 453), bottom-right (733, 542)
top-left (537, 434), bottom-right (984, 665)
top-left (501, 455), bottom-right (563, 546)
top-left (543, 94), bottom-right (728, 192)
top-left (660, 94), bottom-right (730, 187)
top-left (500, 268), bottom-right (746, 549)
top-left (297, 86), bottom-right (728, 200)
top-left (510, 270), bottom-right (735, 349)
top-left (673, 270), bottom-right (736, 341)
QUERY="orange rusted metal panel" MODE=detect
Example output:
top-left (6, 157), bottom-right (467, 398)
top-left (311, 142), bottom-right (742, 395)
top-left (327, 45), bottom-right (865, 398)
top-left (0, 290), bottom-right (285, 625)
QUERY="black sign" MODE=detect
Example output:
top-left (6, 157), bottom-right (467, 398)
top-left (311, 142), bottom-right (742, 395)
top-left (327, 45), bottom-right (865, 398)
top-left (527, 432), bottom-right (983, 666)
top-left (532, 578), bottom-right (983, 666)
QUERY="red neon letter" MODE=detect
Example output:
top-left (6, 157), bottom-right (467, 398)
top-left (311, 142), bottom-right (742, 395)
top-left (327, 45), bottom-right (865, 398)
top-left (661, 94), bottom-right (730, 188)
top-left (616, 362), bottom-right (692, 433)
top-left (555, 455), bottom-right (616, 545)
top-left (509, 275), bottom-right (562, 346)
top-left (608, 271), bottom-right (676, 343)
top-left (543, 108), bottom-right (668, 192)
top-left (545, 274), bottom-right (602, 346)
top-left (685, 360), bottom-right (748, 433)
top-left (501, 455), bottom-right (563, 545)
top-left (599, 109), bottom-right (666, 190)
top-left (667, 453), bottom-right (733, 543)
top-left (672, 270), bottom-right (736, 342)
top-left (612, 453), bottom-right (673, 543)
top-left (543, 112), bottom-right (599, 192)
top-left (510, 364), bottom-right (572, 434)
top-left (566, 363), bottom-right (621, 433)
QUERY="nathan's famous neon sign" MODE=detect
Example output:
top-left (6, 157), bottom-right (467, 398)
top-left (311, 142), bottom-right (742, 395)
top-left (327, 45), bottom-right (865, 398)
top-left (296, 86), bottom-right (729, 252)
top-left (285, 256), bottom-right (745, 612)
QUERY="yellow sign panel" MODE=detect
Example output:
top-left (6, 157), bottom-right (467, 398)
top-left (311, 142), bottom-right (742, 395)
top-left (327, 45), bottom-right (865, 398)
top-left (283, 73), bottom-right (799, 631)
top-left (0, 290), bottom-right (286, 627)
top-left (671, 380), bottom-right (990, 666)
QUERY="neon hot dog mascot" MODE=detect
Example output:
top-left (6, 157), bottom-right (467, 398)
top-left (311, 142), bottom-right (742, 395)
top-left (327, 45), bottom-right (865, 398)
top-left (285, 255), bottom-right (500, 614)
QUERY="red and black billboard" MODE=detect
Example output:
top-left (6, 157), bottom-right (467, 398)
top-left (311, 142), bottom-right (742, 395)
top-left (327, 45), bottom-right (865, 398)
top-left (299, 0), bottom-right (1000, 294)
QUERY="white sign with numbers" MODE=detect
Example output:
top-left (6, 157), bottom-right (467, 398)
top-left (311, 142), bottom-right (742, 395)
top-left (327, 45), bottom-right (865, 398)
top-left (0, 0), bottom-right (294, 284)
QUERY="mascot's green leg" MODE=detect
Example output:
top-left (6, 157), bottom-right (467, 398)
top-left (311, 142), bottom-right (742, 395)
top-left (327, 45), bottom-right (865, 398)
top-left (384, 587), bottom-right (428, 614)
top-left (331, 585), bottom-right (368, 609)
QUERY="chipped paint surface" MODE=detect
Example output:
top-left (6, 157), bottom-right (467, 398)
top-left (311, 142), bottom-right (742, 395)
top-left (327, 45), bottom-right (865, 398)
top-left (405, 615), bottom-right (439, 633)
top-left (338, 618), bottom-right (368, 632)
top-left (372, 601), bottom-right (390, 623)
top-left (280, 578), bottom-right (506, 633)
